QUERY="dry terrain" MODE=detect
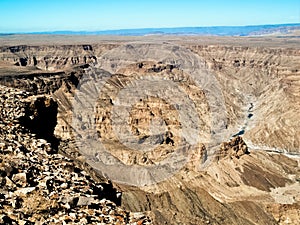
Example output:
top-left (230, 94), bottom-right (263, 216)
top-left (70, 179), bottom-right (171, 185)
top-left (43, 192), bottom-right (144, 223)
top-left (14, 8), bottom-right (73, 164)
top-left (0, 35), bottom-right (299, 224)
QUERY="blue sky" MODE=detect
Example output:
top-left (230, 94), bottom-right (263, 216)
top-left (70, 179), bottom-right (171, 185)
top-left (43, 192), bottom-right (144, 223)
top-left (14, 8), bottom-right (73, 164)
top-left (0, 0), bottom-right (299, 32)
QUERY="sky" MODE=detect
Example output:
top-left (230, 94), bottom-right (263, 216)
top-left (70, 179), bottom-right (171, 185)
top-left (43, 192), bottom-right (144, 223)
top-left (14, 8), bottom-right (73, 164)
top-left (0, 0), bottom-right (299, 33)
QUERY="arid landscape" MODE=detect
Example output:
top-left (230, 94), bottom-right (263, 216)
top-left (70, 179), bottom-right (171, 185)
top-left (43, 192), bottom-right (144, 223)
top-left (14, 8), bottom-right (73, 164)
top-left (0, 34), bottom-right (299, 225)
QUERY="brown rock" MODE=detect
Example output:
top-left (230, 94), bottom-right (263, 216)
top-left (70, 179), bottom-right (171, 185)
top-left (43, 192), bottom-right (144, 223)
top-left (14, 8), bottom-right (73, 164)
top-left (219, 136), bottom-right (249, 159)
top-left (12, 173), bottom-right (27, 187)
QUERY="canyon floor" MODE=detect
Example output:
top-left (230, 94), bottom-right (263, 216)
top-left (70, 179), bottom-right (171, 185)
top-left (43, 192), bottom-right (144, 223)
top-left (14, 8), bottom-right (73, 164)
top-left (0, 35), bottom-right (299, 225)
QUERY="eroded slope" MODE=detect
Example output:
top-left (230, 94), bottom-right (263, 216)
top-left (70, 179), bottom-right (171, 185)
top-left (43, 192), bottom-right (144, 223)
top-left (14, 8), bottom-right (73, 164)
top-left (0, 38), bottom-right (300, 224)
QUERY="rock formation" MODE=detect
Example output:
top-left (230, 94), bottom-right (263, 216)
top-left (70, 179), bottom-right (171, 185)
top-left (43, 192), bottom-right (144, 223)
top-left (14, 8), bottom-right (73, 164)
top-left (0, 36), bottom-right (299, 224)
top-left (218, 136), bottom-right (249, 159)
top-left (0, 86), bottom-right (152, 224)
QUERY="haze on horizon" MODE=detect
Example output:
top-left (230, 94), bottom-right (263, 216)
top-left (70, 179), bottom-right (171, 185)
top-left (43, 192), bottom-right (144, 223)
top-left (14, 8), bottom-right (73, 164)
top-left (0, 0), bottom-right (299, 33)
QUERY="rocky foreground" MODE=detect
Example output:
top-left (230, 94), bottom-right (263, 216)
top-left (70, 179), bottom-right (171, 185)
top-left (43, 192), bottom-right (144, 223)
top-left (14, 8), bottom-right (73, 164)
top-left (0, 86), bottom-right (152, 224)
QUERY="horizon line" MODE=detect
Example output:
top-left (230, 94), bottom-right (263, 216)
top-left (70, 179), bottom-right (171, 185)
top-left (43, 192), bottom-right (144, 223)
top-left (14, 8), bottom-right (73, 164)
top-left (1, 23), bottom-right (300, 34)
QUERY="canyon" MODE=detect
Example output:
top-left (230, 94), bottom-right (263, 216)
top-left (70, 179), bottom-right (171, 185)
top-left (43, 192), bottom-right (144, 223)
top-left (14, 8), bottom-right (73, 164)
top-left (0, 35), bottom-right (299, 224)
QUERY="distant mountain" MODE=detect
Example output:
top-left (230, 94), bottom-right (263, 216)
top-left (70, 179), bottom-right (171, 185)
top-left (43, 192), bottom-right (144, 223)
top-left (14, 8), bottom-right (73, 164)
top-left (1, 23), bottom-right (300, 36)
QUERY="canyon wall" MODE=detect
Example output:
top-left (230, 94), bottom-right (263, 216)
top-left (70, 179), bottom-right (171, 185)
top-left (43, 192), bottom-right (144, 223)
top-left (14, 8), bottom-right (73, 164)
top-left (0, 41), bottom-right (299, 224)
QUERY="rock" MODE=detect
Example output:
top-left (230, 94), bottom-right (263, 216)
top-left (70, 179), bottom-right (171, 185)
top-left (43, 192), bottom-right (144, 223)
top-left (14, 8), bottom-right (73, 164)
top-left (60, 182), bottom-right (68, 189)
top-left (5, 176), bottom-right (16, 188)
top-left (0, 85), bottom-right (152, 225)
top-left (14, 187), bottom-right (35, 196)
top-left (0, 143), bottom-right (5, 150)
top-left (12, 173), bottom-right (27, 187)
top-left (219, 136), bottom-right (249, 159)
top-left (77, 196), bottom-right (95, 206)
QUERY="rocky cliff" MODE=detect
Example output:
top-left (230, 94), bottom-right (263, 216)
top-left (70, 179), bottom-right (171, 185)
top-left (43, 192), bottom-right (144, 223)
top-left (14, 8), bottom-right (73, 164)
top-left (0, 37), bottom-right (299, 224)
top-left (189, 45), bottom-right (300, 153)
top-left (0, 44), bottom-right (118, 70)
top-left (1, 42), bottom-right (299, 153)
top-left (0, 86), bottom-right (152, 224)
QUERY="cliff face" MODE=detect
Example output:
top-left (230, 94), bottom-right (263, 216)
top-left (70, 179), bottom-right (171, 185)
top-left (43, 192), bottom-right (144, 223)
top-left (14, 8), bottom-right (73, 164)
top-left (0, 86), bottom-right (152, 224)
top-left (0, 44), bottom-right (117, 70)
top-left (2, 43), bottom-right (298, 153)
top-left (189, 45), bottom-right (300, 153)
top-left (0, 40), bottom-right (299, 224)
